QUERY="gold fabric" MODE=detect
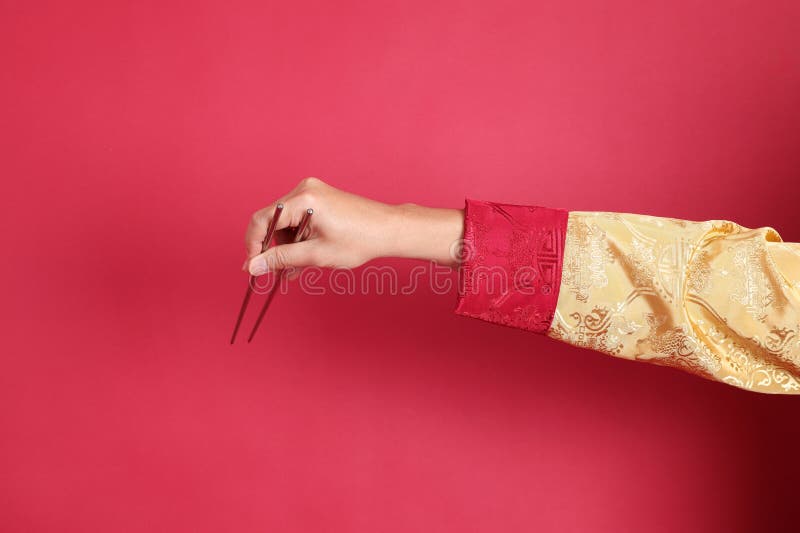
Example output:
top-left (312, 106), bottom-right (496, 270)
top-left (547, 211), bottom-right (800, 394)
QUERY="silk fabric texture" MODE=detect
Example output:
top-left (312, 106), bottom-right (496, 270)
top-left (455, 199), bottom-right (800, 394)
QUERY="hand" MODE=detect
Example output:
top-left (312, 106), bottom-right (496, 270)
top-left (243, 177), bottom-right (465, 276)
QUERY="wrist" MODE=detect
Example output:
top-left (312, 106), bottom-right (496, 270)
top-left (383, 203), bottom-right (465, 266)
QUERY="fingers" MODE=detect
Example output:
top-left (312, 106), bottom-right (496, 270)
top-left (244, 178), bottom-right (326, 260)
top-left (245, 195), bottom-right (320, 258)
top-left (247, 240), bottom-right (319, 276)
top-left (245, 201), bottom-right (298, 258)
top-left (244, 200), bottom-right (281, 258)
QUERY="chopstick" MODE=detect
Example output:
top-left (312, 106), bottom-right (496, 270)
top-left (246, 208), bottom-right (314, 343)
top-left (230, 203), bottom-right (284, 344)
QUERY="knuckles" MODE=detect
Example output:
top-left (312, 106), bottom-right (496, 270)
top-left (300, 176), bottom-right (323, 188)
top-left (293, 191), bottom-right (315, 207)
top-left (249, 177), bottom-right (326, 242)
top-left (294, 177), bottom-right (327, 206)
top-left (271, 247), bottom-right (290, 270)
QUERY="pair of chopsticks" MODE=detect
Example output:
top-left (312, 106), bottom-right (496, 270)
top-left (230, 204), bottom-right (314, 344)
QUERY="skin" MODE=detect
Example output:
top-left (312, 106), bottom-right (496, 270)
top-left (244, 177), bottom-right (465, 276)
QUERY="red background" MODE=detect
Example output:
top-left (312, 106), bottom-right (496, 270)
top-left (2, 1), bottom-right (799, 531)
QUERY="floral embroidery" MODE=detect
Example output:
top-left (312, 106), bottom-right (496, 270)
top-left (686, 249), bottom-right (712, 295)
top-left (635, 313), bottom-right (719, 378)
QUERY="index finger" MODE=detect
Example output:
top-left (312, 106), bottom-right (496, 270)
top-left (245, 202), bottom-right (284, 259)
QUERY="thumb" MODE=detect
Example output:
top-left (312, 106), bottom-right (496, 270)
top-left (247, 240), bottom-right (318, 276)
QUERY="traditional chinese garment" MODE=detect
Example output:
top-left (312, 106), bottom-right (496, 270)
top-left (455, 199), bottom-right (800, 394)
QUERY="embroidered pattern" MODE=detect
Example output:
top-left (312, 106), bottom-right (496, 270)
top-left (560, 218), bottom-right (614, 303)
top-left (730, 238), bottom-right (776, 323)
top-left (546, 211), bottom-right (800, 394)
top-left (455, 202), bottom-right (800, 394)
top-left (455, 199), bottom-right (568, 334)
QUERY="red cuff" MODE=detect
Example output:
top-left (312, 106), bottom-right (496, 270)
top-left (455, 198), bottom-right (568, 334)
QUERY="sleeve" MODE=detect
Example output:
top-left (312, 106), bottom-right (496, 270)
top-left (454, 198), bottom-right (800, 394)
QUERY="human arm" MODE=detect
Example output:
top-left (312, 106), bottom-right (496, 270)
top-left (243, 178), bottom-right (800, 394)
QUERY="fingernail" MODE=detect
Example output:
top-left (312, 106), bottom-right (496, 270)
top-left (248, 256), bottom-right (267, 276)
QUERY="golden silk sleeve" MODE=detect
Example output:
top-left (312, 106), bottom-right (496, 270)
top-left (548, 211), bottom-right (800, 394)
